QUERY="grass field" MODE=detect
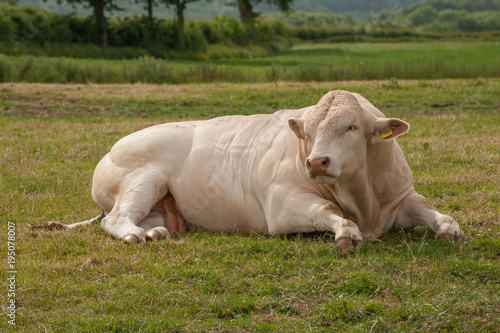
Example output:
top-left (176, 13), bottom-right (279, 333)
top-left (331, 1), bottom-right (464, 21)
top-left (2, 41), bottom-right (500, 83)
top-left (0, 79), bottom-right (499, 332)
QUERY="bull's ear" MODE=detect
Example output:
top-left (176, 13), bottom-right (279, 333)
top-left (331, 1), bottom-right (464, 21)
top-left (288, 118), bottom-right (306, 139)
top-left (374, 118), bottom-right (409, 140)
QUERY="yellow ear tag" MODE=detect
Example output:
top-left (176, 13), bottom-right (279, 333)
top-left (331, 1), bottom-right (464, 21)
top-left (381, 130), bottom-right (393, 139)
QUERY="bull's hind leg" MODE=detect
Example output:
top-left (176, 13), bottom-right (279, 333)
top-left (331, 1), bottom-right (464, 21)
top-left (124, 193), bottom-right (187, 242)
top-left (100, 169), bottom-right (170, 244)
top-left (137, 212), bottom-right (171, 241)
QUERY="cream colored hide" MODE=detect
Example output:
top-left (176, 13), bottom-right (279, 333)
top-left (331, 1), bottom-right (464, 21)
top-left (89, 90), bottom-right (462, 250)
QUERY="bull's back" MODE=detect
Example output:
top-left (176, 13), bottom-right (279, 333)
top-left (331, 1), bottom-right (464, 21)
top-left (94, 109), bottom-right (307, 233)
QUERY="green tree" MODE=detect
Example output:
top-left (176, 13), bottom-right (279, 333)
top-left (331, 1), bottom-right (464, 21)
top-left (0, 0), bottom-right (18, 4)
top-left (52, 0), bottom-right (121, 48)
top-left (236, 0), bottom-right (293, 23)
top-left (407, 5), bottom-right (439, 27)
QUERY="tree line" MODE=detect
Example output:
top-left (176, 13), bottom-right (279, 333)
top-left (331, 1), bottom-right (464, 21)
top-left (28, 0), bottom-right (293, 49)
top-left (0, 3), bottom-right (298, 59)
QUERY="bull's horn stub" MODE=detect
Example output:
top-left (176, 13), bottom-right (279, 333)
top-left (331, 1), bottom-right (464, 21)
top-left (381, 130), bottom-right (393, 138)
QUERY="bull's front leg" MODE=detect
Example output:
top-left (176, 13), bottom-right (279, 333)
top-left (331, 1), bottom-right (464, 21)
top-left (268, 192), bottom-right (363, 251)
top-left (395, 191), bottom-right (463, 241)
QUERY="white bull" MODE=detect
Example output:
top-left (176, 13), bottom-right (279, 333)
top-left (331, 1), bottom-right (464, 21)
top-left (47, 90), bottom-right (462, 250)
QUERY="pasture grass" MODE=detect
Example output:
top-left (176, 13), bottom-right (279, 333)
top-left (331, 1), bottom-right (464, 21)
top-left (2, 41), bottom-right (500, 83)
top-left (0, 79), bottom-right (499, 332)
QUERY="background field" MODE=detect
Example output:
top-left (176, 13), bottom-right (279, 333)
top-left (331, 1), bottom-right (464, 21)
top-left (0, 79), bottom-right (499, 332)
top-left (3, 41), bottom-right (500, 84)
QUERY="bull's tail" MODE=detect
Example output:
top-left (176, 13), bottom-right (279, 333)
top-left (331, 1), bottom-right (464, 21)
top-left (31, 211), bottom-right (105, 231)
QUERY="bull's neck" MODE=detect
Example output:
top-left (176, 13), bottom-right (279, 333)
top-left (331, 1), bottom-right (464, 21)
top-left (328, 164), bottom-right (377, 234)
top-left (366, 139), bottom-right (413, 204)
top-left (330, 140), bottom-right (413, 237)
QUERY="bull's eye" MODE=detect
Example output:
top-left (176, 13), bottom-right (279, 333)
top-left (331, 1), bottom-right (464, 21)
top-left (347, 125), bottom-right (357, 132)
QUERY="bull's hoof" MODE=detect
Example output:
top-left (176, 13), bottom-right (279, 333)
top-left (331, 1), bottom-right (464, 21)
top-left (336, 236), bottom-right (363, 252)
top-left (146, 227), bottom-right (170, 241)
top-left (122, 234), bottom-right (144, 244)
top-left (31, 221), bottom-right (67, 231)
top-left (437, 231), bottom-right (463, 242)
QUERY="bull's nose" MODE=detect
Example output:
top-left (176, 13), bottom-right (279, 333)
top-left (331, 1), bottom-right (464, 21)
top-left (306, 157), bottom-right (331, 176)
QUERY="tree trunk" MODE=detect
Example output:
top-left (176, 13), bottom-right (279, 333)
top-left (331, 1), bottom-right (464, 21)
top-left (176, 1), bottom-right (186, 50)
top-left (92, 0), bottom-right (108, 48)
top-left (237, 0), bottom-right (256, 23)
top-left (147, 0), bottom-right (153, 20)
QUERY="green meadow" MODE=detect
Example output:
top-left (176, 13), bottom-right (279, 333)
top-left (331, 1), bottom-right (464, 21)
top-left (2, 41), bottom-right (500, 83)
top-left (0, 79), bottom-right (499, 332)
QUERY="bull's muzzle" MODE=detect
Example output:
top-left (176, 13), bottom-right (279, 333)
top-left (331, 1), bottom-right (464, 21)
top-left (306, 157), bottom-right (331, 177)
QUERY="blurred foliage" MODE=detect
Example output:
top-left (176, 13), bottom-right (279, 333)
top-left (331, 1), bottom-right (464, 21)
top-left (397, 0), bottom-right (500, 32)
top-left (1, 1), bottom-right (500, 60)
top-left (275, 0), bottom-right (500, 33)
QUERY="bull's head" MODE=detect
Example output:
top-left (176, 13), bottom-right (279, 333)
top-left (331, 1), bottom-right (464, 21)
top-left (288, 90), bottom-right (409, 185)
